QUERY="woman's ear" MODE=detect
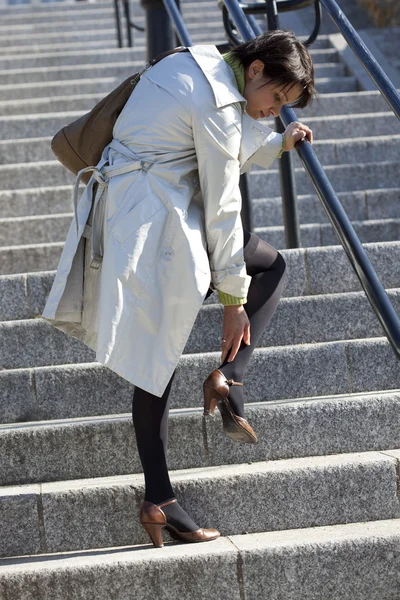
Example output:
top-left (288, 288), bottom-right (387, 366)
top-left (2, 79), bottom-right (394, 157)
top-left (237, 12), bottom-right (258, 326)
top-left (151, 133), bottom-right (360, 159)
top-left (246, 59), bottom-right (265, 81)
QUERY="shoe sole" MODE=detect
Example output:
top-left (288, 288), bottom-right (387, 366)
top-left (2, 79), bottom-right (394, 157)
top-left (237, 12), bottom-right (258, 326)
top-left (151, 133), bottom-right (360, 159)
top-left (217, 399), bottom-right (258, 444)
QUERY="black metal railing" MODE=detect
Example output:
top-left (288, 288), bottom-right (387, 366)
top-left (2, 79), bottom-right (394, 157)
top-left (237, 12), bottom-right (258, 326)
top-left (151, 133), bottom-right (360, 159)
top-left (320, 0), bottom-right (400, 118)
top-left (114, 0), bottom-right (145, 48)
top-left (221, 0), bottom-right (400, 357)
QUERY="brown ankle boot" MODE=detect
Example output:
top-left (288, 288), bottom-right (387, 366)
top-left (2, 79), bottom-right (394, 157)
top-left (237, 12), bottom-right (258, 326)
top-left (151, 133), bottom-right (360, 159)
top-left (203, 369), bottom-right (257, 444)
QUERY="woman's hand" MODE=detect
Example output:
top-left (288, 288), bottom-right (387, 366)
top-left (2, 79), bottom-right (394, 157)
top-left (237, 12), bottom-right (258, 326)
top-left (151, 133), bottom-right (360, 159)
top-left (283, 121), bottom-right (313, 151)
top-left (221, 305), bottom-right (251, 362)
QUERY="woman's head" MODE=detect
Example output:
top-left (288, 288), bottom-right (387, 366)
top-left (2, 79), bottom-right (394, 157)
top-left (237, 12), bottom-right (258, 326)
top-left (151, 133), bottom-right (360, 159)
top-left (232, 30), bottom-right (316, 120)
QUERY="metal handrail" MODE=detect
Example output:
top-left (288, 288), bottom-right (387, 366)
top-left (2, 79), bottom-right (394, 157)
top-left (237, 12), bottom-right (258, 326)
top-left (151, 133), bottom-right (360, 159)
top-left (114, 0), bottom-right (145, 48)
top-left (162, 0), bottom-right (191, 46)
top-left (319, 0), bottom-right (400, 119)
top-left (221, 0), bottom-right (400, 357)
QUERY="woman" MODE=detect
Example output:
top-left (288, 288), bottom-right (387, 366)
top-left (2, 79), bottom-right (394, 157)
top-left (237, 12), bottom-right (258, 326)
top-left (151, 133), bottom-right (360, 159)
top-left (42, 30), bottom-right (315, 548)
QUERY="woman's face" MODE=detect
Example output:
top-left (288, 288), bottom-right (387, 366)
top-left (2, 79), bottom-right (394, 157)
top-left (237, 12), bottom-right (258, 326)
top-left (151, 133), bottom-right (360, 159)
top-left (243, 59), bottom-right (303, 120)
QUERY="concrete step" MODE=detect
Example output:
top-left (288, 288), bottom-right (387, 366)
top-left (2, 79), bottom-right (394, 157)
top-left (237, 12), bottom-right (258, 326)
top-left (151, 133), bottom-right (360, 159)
top-left (0, 186), bottom-right (76, 219)
top-left (0, 59), bottom-right (343, 86)
top-left (1, 450), bottom-right (399, 557)
top-left (0, 213), bottom-right (72, 245)
top-left (0, 16), bottom-right (226, 36)
top-left (0, 187), bottom-right (399, 249)
top-left (0, 47), bottom-right (341, 70)
top-left (2, 184), bottom-right (396, 225)
top-left (0, 0), bottom-right (214, 15)
top-left (255, 187), bottom-right (400, 226)
top-left (1, 336), bottom-right (400, 423)
top-left (0, 73), bottom-right (354, 102)
top-left (0, 0), bottom-right (135, 17)
top-left (0, 27), bottom-right (225, 50)
top-left (2, 38), bottom-right (121, 55)
top-left (1, 228), bottom-right (398, 289)
top-left (1, 5), bottom-right (225, 28)
top-left (250, 161), bottom-right (400, 199)
top-left (1, 196), bottom-right (400, 249)
top-left (2, 110), bottom-right (393, 142)
top-left (2, 158), bottom-right (398, 201)
top-left (2, 287), bottom-right (400, 370)
top-left (1, 87), bottom-right (387, 119)
top-left (1, 38), bottom-right (338, 61)
top-left (0, 77), bottom-right (123, 101)
top-left (2, 388), bottom-right (400, 482)
top-left (301, 89), bottom-right (400, 118)
top-left (256, 218), bottom-right (400, 248)
top-left (3, 133), bottom-right (399, 168)
top-left (0, 60), bottom-right (144, 86)
top-left (0, 519), bottom-right (399, 599)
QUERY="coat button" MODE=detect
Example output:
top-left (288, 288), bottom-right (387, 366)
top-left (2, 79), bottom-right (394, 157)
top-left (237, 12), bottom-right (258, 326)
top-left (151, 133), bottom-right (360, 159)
top-left (163, 248), bottom-right (174, 261)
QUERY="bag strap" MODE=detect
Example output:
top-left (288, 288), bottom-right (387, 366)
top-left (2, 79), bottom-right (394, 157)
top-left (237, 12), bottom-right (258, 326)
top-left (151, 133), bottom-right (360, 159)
top-left (148, 46), bottom-right (189, 67)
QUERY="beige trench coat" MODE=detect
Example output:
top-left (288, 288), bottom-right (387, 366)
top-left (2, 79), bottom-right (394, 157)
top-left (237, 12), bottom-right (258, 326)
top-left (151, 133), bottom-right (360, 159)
top-left (42, 44), bottom-right (283, 397)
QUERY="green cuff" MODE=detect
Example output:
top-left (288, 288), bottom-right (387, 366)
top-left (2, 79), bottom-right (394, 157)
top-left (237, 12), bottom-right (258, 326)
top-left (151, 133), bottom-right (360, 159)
top-left (218, 290), bottom-right (247, 306)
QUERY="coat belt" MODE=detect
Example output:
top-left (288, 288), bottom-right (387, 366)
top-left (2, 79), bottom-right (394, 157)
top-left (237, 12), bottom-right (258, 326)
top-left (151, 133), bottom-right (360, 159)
top-left (73, 139), bottom-right (154, 269)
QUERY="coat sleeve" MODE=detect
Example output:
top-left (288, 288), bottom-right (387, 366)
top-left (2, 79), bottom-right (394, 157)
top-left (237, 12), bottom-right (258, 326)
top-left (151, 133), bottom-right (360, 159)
top-left (241, 129), bottom-right (283, 174)
top-left (192, 100), bottom-right (251, 299)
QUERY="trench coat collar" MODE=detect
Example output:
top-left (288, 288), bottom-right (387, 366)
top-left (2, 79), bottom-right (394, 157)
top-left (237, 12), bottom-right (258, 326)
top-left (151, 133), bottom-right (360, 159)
top-left (188, 45), bottom-right (276, 140)
top-left (188, 44), bottom-right (247, 109)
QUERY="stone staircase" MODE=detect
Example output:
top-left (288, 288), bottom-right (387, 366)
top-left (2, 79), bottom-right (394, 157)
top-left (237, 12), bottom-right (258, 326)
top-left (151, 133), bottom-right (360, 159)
top-left (1, 1), bottom-right (400, 598)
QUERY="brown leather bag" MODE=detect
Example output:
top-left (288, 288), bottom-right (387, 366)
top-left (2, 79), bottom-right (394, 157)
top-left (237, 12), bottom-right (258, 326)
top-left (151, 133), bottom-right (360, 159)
top-left (51, 47), bottom-right (188, 184)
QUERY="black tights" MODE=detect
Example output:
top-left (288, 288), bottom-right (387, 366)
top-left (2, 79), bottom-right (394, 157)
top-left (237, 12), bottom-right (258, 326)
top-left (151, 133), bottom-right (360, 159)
top-left (132, 231), bottom-right (286, 527)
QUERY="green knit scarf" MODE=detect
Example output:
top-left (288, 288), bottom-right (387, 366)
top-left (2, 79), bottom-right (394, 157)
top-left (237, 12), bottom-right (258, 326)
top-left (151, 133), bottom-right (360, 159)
top-left (222, 51), bottom-right (245, 95)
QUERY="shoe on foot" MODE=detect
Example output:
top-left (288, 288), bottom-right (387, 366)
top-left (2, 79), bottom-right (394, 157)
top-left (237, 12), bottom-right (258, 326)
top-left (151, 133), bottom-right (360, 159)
top-left (203, 369), bottom-right (258, 444)
top-left (140, 498), bottom-right (220, 548)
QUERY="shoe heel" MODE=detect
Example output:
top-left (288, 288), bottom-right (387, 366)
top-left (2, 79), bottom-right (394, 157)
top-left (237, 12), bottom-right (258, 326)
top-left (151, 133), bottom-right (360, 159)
top-left (142, 522), bottom-right (164, 548)
top-left (203, 386), bottom-right (219, 416)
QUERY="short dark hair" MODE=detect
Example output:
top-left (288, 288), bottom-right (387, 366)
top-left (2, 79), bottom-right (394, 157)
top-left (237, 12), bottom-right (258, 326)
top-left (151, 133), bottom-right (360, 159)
top-left (231, 30), bottom-right (316, 108)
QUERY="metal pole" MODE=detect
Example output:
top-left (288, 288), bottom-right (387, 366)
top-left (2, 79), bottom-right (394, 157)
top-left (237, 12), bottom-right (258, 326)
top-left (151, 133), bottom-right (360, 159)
top-left (276, 118), bottom-right (301, 247)
top-left (122, 0), bottom-right (133, 48)
top-left (140, 0), bottom-right (176, 61)
top-left (265, 0), bottom-right (279, 29)
top-left (320, 0), bottom-right (400, 119)
top-left (162, 0), bottom-right (192, 46)
top-left (174, 0), bottom-right (181, 48)
top-left (114, 0), bottom-right (123, 48)
top-left (264, 0), bottom-right (301, 248)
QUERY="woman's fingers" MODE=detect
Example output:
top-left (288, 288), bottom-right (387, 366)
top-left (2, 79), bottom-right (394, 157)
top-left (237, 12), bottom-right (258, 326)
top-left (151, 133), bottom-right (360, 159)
top-left (284, 121), bottom-right (313, 150)
top-left (221, 338), bottom-right (232, 363)
top-left (227, 335), bottom-right (243, 362)
top-left (243, 322), bottom-right (251, 346)
top-left (221, 335), bottom-right (241, 362)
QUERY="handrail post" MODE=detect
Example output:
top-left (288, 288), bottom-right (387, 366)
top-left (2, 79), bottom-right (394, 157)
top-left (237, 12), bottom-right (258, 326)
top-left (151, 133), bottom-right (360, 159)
top-left (122, 0), bottom-right (133, 48)
top-left (140, 0), bottom-right (175, 61)
top-left (114, 0), bottom-right (123, 48)
top-left (276, 118), bottom-right (301, 247)
top-left (266, 0), bottom-right (301, 248)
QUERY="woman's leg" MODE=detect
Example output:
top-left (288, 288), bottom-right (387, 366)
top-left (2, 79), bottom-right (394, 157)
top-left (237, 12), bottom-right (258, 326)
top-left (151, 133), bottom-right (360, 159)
top-left (216, 230), bottom-right (287, 417)
top-left (132, 372), bottom-right (201, 532)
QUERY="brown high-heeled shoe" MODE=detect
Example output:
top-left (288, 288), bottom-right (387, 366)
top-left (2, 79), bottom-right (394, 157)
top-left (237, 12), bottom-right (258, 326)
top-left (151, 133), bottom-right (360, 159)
top-left (203, 369), bottom-right (258, 444)
top-left (140, 499), bottom-right (221, 548)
